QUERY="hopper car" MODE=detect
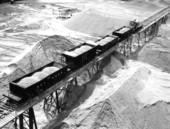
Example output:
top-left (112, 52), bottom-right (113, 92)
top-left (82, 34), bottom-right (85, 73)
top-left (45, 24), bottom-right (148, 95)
top-left (112, 24), bottom-right (142, 40)
top-left (8, 62), bottom-right (68, 103)
top-left (112, 26), bottom-right (134, 39)
top-left (6, 23), bottom-right (143, 105)
top-left (95, 35), bottom-right (119, 53)
top-left (62, 43), bottom-right (98, 69)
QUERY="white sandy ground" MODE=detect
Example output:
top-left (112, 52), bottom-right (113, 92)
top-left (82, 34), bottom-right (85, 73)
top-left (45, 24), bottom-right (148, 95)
top-left (138, 20), bottom-right (170, 73)
top-left (64, 0), bottom-right (164, 36)
top-left (78, 60), bottom-right (170, 110)
top-left (55, 60), bottom-right (170, 129)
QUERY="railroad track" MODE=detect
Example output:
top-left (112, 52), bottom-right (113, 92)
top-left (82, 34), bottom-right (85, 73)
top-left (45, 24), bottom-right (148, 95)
top-left (0, 6), bottom-right (170, 129)
top-left (140, 6), bottom-right (170, 29)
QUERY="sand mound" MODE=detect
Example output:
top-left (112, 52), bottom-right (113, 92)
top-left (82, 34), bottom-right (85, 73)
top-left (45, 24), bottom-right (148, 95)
top-left (103, 51), bottom-right (126, 75)
top-left (0, 35), bottom-right (75, 128)
top-left (126, 0), bottom-right (163, 9)
top-left (138, 36), bottom-right (170, 73)
top-left (64, 10), bottom-right (130, 36)
top-left (42, 67), bottom-right (59, 74)
top-left (32, 72), bottom-right (48, 79)
top-left (54, 61), bottom-right (170, 129)
top-left (64, 100), bottom-right (134, 129)
top-left (137, 67), bottom-right (170, 105)
top-left (0, 35), bottom-right (74, 95)
top-left (17, 76), bottom-right (40, 88)
top-left (8, 35), bottom-right (75, 76)
top-left (112, 62), bottom-right (170, 129)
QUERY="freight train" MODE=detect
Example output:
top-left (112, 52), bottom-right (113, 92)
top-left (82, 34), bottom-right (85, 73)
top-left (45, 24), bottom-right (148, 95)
top-left (6, 23), bottom-right (142, 105)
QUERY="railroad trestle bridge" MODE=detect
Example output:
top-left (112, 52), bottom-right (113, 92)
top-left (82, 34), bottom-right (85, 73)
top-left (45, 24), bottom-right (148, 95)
top-left (0, 6), bottom-right (170, 129)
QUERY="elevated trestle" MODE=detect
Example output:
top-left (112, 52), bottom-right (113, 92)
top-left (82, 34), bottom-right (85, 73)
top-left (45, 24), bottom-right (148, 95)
top-left (117, 12), bottom-right (169, 57)
top-left (0, 6), bottom-right (170, 129)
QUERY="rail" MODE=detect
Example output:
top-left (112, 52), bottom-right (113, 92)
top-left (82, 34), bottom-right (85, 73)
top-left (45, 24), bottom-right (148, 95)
top-left (140, 6), bottom-right (170, 29)
top-left (0, 5), bottom-right (170, 129)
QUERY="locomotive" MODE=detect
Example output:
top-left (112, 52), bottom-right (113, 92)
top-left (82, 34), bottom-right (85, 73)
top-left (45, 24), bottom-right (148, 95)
top-left (6, 23), bottom-right (142, 105)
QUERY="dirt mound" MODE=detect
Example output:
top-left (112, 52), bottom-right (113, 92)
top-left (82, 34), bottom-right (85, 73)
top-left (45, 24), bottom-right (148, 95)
top-left (64, 10), bottom-right (130, 36)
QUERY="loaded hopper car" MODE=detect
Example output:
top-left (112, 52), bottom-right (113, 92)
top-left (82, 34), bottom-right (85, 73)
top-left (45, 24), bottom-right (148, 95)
top-left (112, 26), bottom-right (133, 39)
top-left (96, 35), bottom-right (119, 53)
top-left (8, 61), bottom-right (68, 103)
top-left (62, 43), bottom-right (98, 68)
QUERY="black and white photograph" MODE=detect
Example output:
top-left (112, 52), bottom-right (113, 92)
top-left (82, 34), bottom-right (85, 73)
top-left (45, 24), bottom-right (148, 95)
top-left (0, 0), bottom-right (170, 129)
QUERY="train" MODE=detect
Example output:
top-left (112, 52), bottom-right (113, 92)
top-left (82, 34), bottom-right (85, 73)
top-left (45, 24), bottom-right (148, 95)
top-left (6, 23), bottom-right (142, 105)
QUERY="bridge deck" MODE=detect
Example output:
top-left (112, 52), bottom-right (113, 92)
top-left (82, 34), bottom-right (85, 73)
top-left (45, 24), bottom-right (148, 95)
top-left (140, 6), bottom-right (170, 31)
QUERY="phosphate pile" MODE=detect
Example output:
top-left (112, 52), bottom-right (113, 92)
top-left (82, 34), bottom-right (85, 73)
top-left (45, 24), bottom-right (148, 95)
top-left (64, 9), bottom-right (130, 36)
top-left (0, 35), bottom-right (75, 96)
top-left (0, 35), bottom-right (75, 128)
top-left (47, 60), bottom-right (170, 129)
top-left (138, 19), bottom-right (170, 73)
top-left (9, 35), bottom-right (75, 79)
